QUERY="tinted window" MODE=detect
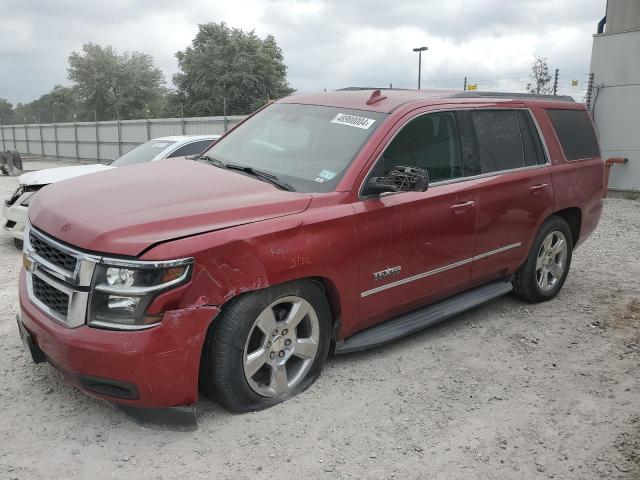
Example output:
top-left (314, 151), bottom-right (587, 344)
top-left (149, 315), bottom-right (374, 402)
top-left (547, 109), bottom-right (599, 160)
top-left (516, 110), bottom-right (546, 166)
top-left (167, 140), bottom-right (214, 158)
top-left (371, 112), bottom-right (462, 183)
top-left (471, 110), bottom-right (524, 173)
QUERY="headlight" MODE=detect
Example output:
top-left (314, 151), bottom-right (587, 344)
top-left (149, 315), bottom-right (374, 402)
top-left (88, 259), bottom-right (192, 330)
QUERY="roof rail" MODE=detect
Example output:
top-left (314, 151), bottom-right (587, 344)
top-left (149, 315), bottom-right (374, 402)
top-left (337, 87), bottom-right (414, 91)
top-left (449, 91), bottom-right (575, 102)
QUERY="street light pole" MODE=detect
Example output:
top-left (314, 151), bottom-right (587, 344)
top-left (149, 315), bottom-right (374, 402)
top-left (412, 46), bottom-right (428, 90)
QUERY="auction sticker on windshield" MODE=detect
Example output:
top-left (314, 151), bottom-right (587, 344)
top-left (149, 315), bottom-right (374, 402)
top-left (331, 113), bottom-right (376, 129)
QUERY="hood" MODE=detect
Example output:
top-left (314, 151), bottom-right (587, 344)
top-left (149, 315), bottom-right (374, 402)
top-left (29, 159), bottom-right (312, 256)
top-left (19, 164), bottom-right (115, 186)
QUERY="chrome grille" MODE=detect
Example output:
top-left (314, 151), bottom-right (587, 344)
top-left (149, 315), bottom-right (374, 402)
top-left (32, 275), bottom-right (70, 317)
top-left (30, 231), bottom-right (77, 272)
top-left (24, 223), bottom-right (99, 328)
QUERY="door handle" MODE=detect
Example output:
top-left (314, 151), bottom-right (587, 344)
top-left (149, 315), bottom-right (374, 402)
top-left (450, 200), bottom-right (475, 214)
top-left (530, 183), bottom-right (549, 195)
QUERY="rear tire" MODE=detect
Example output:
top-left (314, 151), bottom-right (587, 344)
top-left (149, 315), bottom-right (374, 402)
top-left (513, 216), bottom-right (573, 303)
top-left (200, 280), bottom-right (331, 412)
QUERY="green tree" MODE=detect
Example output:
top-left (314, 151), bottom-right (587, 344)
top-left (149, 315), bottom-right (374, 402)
top-left (174, 22), bottom-right (294, 116)
top-left (68, 43), bottom-right (166, 120)
top-left (0, 99), bottom-right (15, 124)
top-left (526, 56), bottom-right (553, 95)
top-left (10, 86), bottom-right (81, 124)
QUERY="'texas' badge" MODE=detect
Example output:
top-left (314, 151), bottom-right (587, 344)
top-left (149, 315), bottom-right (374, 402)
top-left (373, 266), bottom-right (402, 281)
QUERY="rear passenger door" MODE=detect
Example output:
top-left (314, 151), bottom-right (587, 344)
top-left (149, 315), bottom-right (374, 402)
top-left (465, 108), bottom-right (554, 286)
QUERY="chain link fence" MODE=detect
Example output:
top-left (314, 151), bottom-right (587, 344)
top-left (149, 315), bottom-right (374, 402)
top-left (0, 115), bottom-right (246, 163)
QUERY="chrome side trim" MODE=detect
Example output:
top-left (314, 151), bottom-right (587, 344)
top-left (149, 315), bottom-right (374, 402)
top-left (87, 320), bottom-right (161, 331)
top-left (473, 242), bottom-right (522, 260)
top-left (360, 242), bottom-right (522, 298)
top-left (98, 256), bottom-right (193, 269)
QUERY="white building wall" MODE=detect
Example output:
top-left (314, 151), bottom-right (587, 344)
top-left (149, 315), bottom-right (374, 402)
top-left (590, 28), bottom-right (640, 192)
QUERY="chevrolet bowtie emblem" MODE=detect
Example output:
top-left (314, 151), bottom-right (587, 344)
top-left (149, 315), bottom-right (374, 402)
top-left (23, 254), bottom-right (35, 272)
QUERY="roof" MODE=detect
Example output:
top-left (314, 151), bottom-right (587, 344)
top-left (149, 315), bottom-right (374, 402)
top-left (278, 89), bottom-right (577, 113)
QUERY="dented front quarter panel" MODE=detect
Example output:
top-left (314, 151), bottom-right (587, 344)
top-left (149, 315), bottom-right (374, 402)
top-left (19, 268), bottom-right (220, 408)
top-left (141, 192), bottom-right (361, 339)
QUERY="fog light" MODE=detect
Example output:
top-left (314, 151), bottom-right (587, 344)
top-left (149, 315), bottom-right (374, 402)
top-left (107, 295), bottom-right (140, 312)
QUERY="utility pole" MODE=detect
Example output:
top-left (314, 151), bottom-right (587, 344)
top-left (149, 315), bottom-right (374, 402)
top-left (585, 73), bottom-right (595, 110)
top-left (95, 110), bottom-right (100, 162)
top-left (412, 46), bottom-right (428, 90)
top-left (463, 76), bottom-right (467, 91)
top-left (223, 97), bottom-right (228, 133)
top-left (180, 102), bottom-right (186, 135)
top-left (553, 68), bottom-right (559, 95)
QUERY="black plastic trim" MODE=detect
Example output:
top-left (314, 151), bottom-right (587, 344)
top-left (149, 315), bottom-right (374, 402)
top-left (77, 374), bottom-right (140, 400)
top-left (114, 404), bottom-right (198, 431)
top-left (335, 279), bottom-right (513, 354)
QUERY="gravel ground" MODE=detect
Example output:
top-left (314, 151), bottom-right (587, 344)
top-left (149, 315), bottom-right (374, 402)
top-left (0, 163), bottom-right (638, 479)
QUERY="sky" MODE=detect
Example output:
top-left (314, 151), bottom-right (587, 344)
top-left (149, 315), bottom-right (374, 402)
top-left (0, 0), bottom-right (606, 105)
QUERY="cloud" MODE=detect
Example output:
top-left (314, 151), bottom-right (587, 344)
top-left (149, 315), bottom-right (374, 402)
top-left (0, 0), bottom-right (604, 105)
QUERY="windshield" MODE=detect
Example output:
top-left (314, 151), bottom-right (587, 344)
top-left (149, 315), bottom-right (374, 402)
top-left (111, 140), bottom-right (177, 167)
top-left (203, 103), bottom-right (388, 192)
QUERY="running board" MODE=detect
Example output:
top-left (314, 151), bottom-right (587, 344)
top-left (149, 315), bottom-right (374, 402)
top-left (334, 279), bottom-right (513, 354)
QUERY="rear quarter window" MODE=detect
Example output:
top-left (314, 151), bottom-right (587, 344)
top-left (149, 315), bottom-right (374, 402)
top-left (547, 109), bottom-right (599, 161)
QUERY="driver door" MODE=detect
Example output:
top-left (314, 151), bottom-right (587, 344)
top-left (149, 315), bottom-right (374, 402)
top-left (354, 110), bottom-right (478, 330)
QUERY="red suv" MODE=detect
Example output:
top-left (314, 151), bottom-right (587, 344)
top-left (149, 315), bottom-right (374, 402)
top-left (17, 89), bottom-right (604, 417)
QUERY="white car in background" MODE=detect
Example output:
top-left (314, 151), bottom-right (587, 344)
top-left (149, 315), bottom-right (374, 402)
top-left (3, 134), bottom-right (219, 248)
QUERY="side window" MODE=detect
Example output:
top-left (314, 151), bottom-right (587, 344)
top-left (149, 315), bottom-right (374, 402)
top-left (546, 109), bottom-right (599, 160)
top-left (166, 140), bottom-right (213, 158)
top-left (455, 111), bottom-right (481, 176)
top-left (470, 110), bottom-right (524, 173)
top-left (370, 112), bottom-right (463, 184)
top-left (516, 110), bottom-right (547, 166)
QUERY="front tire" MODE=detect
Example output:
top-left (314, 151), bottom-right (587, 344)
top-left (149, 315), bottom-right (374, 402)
top-left (201, 280), bottom-right (331, 412)
top-left (13, 238), bottom-right (23, 250)
top-left (513, 216), bottom-right (573, 303)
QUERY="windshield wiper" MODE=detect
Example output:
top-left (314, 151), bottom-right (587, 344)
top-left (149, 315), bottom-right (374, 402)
top-left (225, 164), bottom-right (296, 192)
top-left (197, 154), bottom-right (227, 169)
top-left (195, 156), bottom-right (295, 191)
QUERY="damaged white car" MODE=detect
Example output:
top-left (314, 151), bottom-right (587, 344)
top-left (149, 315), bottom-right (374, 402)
top-left (3, 135), bottom-right (219, 248)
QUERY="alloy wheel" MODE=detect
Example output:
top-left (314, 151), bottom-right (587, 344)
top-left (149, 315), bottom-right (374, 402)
top-left (243, 296), bottom-right (320, 397)
top-left (536, 231), bottom-right (568, 292)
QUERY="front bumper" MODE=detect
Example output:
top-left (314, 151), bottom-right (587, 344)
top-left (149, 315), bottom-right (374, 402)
top-left (3, 201), bottom-right (27, 241)
top-left (18, 269), bottom-right (219, 408)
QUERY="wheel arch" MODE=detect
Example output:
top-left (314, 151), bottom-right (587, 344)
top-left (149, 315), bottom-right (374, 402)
top-left (205, 274), bottom-right (344, 343)
top-left (309, 276), bottom-right (342, 343)
top-left (552, 207), bottom-right (582, 246)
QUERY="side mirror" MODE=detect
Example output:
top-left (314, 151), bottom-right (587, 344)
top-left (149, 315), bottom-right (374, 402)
top-left (367, 165), bottom-right (429, 196)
